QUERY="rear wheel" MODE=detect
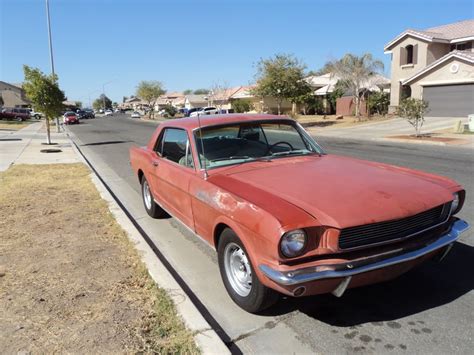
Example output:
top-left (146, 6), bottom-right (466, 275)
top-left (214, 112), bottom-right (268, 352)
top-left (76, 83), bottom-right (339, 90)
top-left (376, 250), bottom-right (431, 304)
top-left (218, 228), bottom-right (278, 313)
top-left (16, 116), bottom-right (23, 122)
top-left (141, 175), bottom-right (167, 218)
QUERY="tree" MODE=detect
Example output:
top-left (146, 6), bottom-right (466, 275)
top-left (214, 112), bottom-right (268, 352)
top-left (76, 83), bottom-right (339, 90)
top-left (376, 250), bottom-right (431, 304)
top-left (22, 65), bottom-right (66, 144)
top-left (136, 80), bottom-right (165, 119)
top-left (162, 104), bottom-right (178, 118)
top-left (210, 80), bottom-right (231, 110)
top-left (397, 98), bottom-right (429, 137)
top-left (193, 88), bottom-right (209, 95)
top-left (327, 80), bottom-right (345, 113)
top-left (231, 99), bottom-right (253, 113)
top-left (93, 94), bottom-right (112, 110)
top-left (252, 53), bottom-right (309, 115)
top-left (367, 91), bottom-right (390, 116)
top-left (183, 89), bottom-right (193, 95)
top-left (75, 101), bottom-right (82, 108)
top-left (0, 95), bottom-right (4, 107)
top-left (327, 53), bottom-right (384, 119)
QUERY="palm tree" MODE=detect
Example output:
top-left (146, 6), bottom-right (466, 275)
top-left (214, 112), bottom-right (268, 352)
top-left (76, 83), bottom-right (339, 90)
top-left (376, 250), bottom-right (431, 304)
top-left (328, 53), bottom-right (384, 118)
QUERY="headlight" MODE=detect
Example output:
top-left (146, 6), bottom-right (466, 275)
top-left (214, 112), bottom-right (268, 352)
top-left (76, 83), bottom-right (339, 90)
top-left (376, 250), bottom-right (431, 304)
top-left (280, 229), bottom-right (307, 258)
top-left (450, 193), bottom-right (460, 215)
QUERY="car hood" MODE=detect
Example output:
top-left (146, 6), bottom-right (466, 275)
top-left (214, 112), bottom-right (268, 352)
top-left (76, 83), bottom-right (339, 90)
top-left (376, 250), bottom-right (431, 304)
top-left (210, 155), bottom-right (456, 228)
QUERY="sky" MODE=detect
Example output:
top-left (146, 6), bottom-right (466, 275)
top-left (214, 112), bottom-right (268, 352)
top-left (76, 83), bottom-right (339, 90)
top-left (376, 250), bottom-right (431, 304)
top-left (1, 0), bottom-right (473, 105)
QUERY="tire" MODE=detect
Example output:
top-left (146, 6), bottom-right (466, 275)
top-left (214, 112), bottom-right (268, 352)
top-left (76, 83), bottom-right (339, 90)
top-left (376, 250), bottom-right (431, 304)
top-left (218, 228), bottom-right (278, 313)
top-left (141, 175), bottom-right (167, 218)
top-left (16, 116), bottom-right (23, 122)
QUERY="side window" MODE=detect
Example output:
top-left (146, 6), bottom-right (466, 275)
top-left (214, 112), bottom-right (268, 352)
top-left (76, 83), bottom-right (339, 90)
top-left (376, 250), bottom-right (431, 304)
top-left (156, 128), bottom-right (194, 168)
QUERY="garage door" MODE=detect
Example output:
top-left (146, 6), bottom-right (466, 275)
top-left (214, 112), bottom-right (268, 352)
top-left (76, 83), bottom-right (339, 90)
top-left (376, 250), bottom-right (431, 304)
top-left (423, 84), bottom-right (474, 117)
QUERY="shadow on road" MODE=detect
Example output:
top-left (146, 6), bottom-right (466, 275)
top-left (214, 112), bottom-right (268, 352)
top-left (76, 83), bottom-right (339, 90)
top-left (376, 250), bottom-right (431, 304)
top-left (262, 241), bottom-right (474, 326)
top-left (301, 121), bottom-right (338, 128)
top-left (82, 140), bottom-right (132, 146)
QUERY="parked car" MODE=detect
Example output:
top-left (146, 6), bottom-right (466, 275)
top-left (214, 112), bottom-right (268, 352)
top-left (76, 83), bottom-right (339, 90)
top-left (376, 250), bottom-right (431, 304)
top-left (185, 107), bottom-right (201, 117)
top-left (131, 111), bottom-right (141, 118)
top-left (63, 111), bottom-right (79, 125)
top-left (0, 107), bottom-right (31, 121)
top-left (218, 108), bottom-right (234, 114)
top-left (104, 109), bottom-right (113, 116)
top-left (189, 106), bottom-right (219, 117)
top-left (129, 114), bottom-right (469, 313)
top-left (29, 109), bottom-right (43, 119)
top-left (76, 110), bottom-right (88, 119)
top-left (84, 109), bottom-right (95, 118)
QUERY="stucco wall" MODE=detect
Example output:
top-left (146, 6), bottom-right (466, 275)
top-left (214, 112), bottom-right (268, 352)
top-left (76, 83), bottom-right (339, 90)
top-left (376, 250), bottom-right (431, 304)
top-left (409, 58), bottom-right (474, 99)
top-left (388, 37), bottom-right (429, 109)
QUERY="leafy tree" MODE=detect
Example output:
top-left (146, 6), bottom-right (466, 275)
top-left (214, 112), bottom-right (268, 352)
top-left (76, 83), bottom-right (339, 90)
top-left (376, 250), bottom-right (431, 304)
top-left (368, 91), bottom-right (390, 116)
top-left (183, 89), bottom-right (193, 95)
top-left (162, 104), bottom-right (178, 118)
top-left (112, 102), bottom-right (118, 108)
top-left (397, 98), bottom-right (429, 137)
top-left (22, 65), bottom-right (66, 144)
top-left (75, 101), bottom-right (82, 108)
top-left (252, 53), bottom-right (310, 115)
top-left (136, 80), bottom-right (165, 119)
top-left (193, 88), bottom-right (209, 95)
top-left (327, 53), bottom-right (384, 118)
top-left (0, 95), bottom-right (4, 107)
top-left (93, 94), bottom-right (112, 110)
top-left (231, 99), bottom-right (253, 113)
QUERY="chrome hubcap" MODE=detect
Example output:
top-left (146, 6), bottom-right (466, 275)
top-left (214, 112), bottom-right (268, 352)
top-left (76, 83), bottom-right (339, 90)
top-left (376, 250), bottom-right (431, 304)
top-left (224, 242), bottom-right (252, 297)
top-left (143, 181), bottom-right (152, 210)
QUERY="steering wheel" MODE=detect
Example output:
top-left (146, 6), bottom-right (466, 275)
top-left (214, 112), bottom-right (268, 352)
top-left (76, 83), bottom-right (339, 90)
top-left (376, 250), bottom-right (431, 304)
top-left (266, 141), bottom-right (294, 154)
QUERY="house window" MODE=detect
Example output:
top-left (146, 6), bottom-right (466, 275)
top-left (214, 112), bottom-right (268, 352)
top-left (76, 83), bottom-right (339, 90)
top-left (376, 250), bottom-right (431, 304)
top-left (400, 44), bottom-right (417, 66)
top-left (406, 45), bottom-right (414, 64)
top-left (450, 42), bottom-right (471, 51)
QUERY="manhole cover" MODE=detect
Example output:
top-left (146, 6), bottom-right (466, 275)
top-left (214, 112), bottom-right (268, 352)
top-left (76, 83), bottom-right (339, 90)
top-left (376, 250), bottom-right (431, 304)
top-left (40, 148), bottom-right (62, 153)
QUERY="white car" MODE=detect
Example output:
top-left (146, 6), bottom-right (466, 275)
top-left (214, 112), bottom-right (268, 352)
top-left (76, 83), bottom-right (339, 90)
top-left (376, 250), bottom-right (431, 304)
top-left (104, 110), bottom-right (113, 116)
top-left (189, 106), bottom-right (219, 117)
top-left (29, 109), bottom-right (42, 119)
top-left (131, 111), bottom-right (141, 118)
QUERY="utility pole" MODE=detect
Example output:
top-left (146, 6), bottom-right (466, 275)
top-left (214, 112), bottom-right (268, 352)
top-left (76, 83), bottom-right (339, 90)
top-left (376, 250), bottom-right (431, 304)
top-left (45, 0), bottom-right (60, 132)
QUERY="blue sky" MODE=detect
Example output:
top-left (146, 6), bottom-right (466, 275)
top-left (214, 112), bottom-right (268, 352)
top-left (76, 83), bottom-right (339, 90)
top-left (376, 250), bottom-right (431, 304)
top-left (1, 0), bottom-right (473, 105)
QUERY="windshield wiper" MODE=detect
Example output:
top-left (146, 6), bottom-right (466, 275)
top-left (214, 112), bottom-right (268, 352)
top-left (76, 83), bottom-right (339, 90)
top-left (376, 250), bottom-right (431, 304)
top-left (210, 155), bottom-right (251, 162)
top-left (270, 149), bottom-right (313, 157)
top-left (210, 155), bottom-right (272, 163)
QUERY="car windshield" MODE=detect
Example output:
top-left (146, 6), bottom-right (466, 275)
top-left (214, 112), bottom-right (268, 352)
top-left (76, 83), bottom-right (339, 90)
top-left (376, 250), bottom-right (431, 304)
top-left (194, 120), bottom-right (324, 169)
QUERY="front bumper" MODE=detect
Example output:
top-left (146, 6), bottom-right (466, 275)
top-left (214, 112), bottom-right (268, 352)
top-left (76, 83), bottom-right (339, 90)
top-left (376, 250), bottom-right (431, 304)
top-left (259, 219), bottom-right (470, 287)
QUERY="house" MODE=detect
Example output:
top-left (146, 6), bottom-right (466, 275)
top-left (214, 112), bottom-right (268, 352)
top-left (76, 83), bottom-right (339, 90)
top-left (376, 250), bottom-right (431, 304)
top-left (0, 81), bottom-right (30, 107)
top-left (384, 19), bottom-right (474, 117)
top-left (184, 94), bottom-right (208, 109)
top-left (229, 85), bottom-right (294, 114)
top-left (305, 73), bottom-right (390, 114)
top-left (155, 92), bottom-right (185, 110)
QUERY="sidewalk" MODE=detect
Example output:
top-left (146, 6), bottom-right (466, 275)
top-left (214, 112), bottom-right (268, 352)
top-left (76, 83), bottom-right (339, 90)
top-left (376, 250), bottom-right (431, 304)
top-left (0, 122), bottom-right (78, 171)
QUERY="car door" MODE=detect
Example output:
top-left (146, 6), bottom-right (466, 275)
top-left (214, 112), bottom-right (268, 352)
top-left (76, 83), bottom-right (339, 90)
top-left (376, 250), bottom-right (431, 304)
top-left (151, 127), bottom-right (196, 229)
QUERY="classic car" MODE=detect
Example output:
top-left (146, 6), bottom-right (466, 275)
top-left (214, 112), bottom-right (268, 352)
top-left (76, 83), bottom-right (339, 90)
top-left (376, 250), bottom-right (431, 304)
top-left (129, 114), bottom-right (469, 313)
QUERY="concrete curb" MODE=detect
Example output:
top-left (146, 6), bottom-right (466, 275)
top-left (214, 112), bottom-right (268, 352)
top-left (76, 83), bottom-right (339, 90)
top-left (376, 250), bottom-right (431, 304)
top-left (373, 137), bottom-right (448, 146)
top-left (65, 129), bottom-right (230, 355)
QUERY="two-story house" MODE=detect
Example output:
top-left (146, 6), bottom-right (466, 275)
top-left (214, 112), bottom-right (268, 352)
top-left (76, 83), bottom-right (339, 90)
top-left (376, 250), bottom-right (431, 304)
top-left (384, 19), bottom-right (474, 117)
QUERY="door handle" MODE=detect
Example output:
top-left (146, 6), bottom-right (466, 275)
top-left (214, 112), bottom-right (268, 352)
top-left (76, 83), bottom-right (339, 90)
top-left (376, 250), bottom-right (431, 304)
top-left (152, 160), bottom-right (159, 167)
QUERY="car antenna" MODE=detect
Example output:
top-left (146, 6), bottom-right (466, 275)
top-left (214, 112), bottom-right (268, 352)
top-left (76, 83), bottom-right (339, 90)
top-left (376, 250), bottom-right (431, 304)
top-left (197, 112), bottom-right (209, 180)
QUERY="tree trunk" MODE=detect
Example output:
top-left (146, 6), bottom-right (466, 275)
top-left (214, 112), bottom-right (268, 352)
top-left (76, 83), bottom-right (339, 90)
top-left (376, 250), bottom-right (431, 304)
top-left (46, 117), bottom-right (52, 145)
top-left (277, 100), bottom-right (281, 115)
top-left (55, 117), bottom-right (60, 133)
top-left (292, 102), bottom-right (297, 115)
top-left (354, 95), bottom-right (360, 119)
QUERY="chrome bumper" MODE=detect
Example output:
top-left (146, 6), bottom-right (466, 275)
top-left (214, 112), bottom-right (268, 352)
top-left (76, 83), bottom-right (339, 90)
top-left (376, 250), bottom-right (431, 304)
top-left (259, 219), bottom-right (470, 287)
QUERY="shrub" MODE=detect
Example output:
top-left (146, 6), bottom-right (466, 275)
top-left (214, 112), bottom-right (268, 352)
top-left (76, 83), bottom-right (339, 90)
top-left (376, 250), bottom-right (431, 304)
top-left (368, 91), bottom-right (390, 116)
top-left (397, 98), bottom-right (429, 137)
top-left (163, 105), bottom-right (177, 118)
top-left (231, 99), bottom-right (253, 113)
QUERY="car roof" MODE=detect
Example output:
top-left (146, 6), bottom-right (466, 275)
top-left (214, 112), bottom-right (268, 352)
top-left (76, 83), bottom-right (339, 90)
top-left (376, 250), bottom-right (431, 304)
top-left (159, 114), bottom-right (290, 131)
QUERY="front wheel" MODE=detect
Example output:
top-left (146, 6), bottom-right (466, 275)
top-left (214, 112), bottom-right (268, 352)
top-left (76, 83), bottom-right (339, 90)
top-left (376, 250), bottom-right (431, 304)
top-left (141, 176), bottom-right (167, 218)
top-left (218, 228), bottom-right (278, 313)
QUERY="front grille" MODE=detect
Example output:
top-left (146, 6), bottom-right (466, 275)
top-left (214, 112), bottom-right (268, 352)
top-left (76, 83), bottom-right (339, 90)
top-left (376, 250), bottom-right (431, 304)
top-left (338, 203), bottom-right (450, 250)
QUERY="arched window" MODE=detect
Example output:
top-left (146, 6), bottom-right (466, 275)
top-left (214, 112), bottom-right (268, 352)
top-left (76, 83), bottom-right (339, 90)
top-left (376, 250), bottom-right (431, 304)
top-left (406, 45), bottom-right (414, 64)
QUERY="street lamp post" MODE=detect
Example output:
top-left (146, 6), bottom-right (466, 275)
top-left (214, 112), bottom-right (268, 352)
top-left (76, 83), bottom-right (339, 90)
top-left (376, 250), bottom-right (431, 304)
top-left (45, 0), bottom-right (60, 132)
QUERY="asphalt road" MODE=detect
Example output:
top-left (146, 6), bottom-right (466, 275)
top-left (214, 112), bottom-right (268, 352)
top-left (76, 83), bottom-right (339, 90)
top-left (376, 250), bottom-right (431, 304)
top-left (68, 114), bottom-right (473, 354)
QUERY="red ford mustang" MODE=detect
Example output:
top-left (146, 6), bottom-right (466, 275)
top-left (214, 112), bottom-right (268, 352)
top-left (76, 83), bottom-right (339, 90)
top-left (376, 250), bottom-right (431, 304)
top-left (129, 114), bottom-right (469, 313)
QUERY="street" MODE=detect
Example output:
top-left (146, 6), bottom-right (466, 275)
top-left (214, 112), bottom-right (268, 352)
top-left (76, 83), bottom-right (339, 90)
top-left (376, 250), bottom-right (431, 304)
top-left (68, 114), bottom-right (473, 354)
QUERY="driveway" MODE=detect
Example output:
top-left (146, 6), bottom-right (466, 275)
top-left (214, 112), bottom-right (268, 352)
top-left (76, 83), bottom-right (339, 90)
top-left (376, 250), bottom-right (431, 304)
top-left (309, 116), bottom-right (469, 140)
